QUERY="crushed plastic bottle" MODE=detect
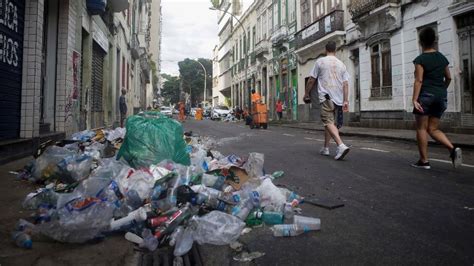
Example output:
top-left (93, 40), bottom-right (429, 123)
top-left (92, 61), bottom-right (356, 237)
top-left (12, 231), bottom-right (32, 249)
top-left (271, 224), bottom-right (307, 237)
top-left (140, 228), bottom-right (158, 251)
top-left (271, 171), bottom-right (285, 179)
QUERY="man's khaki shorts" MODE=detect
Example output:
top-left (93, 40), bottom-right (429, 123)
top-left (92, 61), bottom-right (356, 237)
top-left (320, 99), bottom-right (343, 128)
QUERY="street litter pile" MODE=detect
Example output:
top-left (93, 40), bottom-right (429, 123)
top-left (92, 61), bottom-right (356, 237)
top-left (12, 111), bottom-right (320, 261)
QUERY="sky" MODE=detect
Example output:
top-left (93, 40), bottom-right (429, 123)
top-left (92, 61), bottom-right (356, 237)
top-left (161, 0), bottom-right (219, 76)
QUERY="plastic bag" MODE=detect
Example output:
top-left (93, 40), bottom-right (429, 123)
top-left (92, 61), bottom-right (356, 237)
top-left (116, 169), bottom-right (155, 201)
top-left (256, 178), bottom-right (286, 209)
top-left (32, 146), bottom-right (76, 181)
top-left (244, 153), bottom-right (264, 179)
top-left (174, 226), bottom-right (194, 256)
top-left (22, 184), bottom-right (59, 210)
top-left (192, 211), bottom-right (245, 245)
top-left (38, 197), bottom-right (115, 243)
top-left (117, 112), bottom-right (190, 168)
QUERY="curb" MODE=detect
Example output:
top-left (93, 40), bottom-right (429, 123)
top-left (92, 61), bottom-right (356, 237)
top-left (273, 124), bottom-right (474, 150)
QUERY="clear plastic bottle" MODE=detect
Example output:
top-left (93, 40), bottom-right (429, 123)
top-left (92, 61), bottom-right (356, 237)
top-left (271, 224), bottom-right (306, 237)
top-left (153, 203), bottom-right (194, 239)
top-left (12, 231), bottom-right (32, 249)
top-left (140, 228), bottom-right (158, 251)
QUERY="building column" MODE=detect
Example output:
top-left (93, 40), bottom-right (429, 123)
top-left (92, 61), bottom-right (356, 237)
top-left (55, 0), bottom-right (77, 135)
top-left (20, 0), bottom-right (44, 139)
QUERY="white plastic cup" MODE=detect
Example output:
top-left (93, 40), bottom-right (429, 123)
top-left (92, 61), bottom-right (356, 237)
top-left (110, 207), bottom-right (148, 231)
top-left (124, 232), bottom-right (144, 245)
top-left (293, 215), bottom-right (321, 231)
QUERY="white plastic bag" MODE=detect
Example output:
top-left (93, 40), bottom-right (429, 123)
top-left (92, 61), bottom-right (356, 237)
top-left (192, 211), bottom-right (245, 245)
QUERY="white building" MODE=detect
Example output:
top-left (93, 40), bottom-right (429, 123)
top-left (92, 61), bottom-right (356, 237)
top-left (347, 0), bottom-right (474, 130)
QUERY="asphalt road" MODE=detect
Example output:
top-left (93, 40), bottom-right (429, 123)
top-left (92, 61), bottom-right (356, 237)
top-left (183, 119), bottom-right (474, 265)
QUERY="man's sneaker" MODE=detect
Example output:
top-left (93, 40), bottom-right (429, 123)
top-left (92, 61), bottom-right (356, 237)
top-left (320, 147), bottom-right (330, 156)
top-left (334, 144), bottom-right (350, 160)
top-left (450, 147), bottom-right (462, 168)
top-left (411, 160), bottom-right (431, 169)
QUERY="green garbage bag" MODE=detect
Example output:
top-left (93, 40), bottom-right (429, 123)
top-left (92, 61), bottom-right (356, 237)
top-left (117, 112), bottom-right (190, 168)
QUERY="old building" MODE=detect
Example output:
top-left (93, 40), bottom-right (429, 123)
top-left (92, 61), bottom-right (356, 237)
top-left (0, 0), bottom-right (160, 163)
top-left (347, 0), bottom-right (474, 131)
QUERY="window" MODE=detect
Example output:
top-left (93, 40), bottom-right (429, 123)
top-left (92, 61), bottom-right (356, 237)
top-left (370, 41), bottom-right (392, 98)
top-left (268, 7), bottom-right (272, 35)
top-left (273, 2), bottom-right (278, 29)
top-left (301, 0), bottom-right (311, 27)
top-left (252, 26), bottom-right (256, 48)
top-left (262, 11), bottom-right (267, 39)
top-left (288, 0), bottom-right (296, 23)
top-left (281, 0), bottom-right (286, 26)
top-left (257, 17), bottom-right (261, 43)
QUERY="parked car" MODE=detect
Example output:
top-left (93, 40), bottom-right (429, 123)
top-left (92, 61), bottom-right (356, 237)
top-left (160, 106), bottom-right (173, 117)
top-left (211, 106), bottom-right (231, 120)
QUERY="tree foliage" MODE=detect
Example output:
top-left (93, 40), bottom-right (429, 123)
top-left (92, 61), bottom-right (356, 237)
top-left (161, 74), bottom-right (180, 105)
top-left (178, 58), bottom-right (212, 106)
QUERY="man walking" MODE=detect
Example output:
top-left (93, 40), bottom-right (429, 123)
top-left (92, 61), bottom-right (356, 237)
top-left (304, 41), bottom-right (350, 160)
top-left (119, 89), bottom-right (128, 128)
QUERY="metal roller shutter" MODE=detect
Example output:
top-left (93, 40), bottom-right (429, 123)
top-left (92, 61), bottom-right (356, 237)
top-left (0, 0), bottom-right (25, 140)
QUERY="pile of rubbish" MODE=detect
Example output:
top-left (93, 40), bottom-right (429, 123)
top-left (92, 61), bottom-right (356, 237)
top-left (12, 112), bottom-right (320, 262)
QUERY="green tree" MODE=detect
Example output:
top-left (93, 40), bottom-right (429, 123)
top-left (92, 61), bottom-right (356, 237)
top-left (178, 58), bottom-right (212, 106)
top-left (161, 74), bottom-right (180, 105)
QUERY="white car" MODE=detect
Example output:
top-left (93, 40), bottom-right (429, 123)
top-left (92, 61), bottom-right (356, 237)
top-left (212, 106), bottom-right (231, 120)
top-left (160, 106), bottom-right (173, 117)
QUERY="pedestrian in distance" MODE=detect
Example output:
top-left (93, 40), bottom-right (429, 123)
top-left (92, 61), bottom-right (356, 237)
top-left (304, 41), bottom-right (350, 160)
top-left (119, 89), bottom-right (127, 128)
top-left (178, 102), bottom-right (185, 122)
top-left (411, 27), bottom-right (462, 169)
top-left (276, 99), bottom-right (283, 121)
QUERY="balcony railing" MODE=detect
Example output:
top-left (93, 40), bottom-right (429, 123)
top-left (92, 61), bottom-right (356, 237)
top-left (295, 10), bottom-right (344, 50)
top-left (349, 0), bottom-right (401, 20)
top-left (255, 40), bottom-right (269, 57)
top-left (131, 34), bottom-right (140, 60)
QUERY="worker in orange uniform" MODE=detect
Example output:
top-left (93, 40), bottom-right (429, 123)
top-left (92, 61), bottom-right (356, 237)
top-left (178, 102), bottom-right (185, 122)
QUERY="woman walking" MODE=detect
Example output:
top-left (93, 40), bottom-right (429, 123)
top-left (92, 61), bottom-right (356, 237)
top-left (276, 99), bottom-right (283, 121)
top-left (411, 27), bottom-right (462, 169)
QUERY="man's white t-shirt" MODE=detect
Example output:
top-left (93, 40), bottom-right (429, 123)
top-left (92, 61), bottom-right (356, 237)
top-left (309, 55), bottom-right (350, 106)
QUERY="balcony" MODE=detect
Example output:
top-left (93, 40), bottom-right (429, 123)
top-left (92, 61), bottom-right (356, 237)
top-left (140, 53), bottom-right (150, 83)
top-left (271, 26), bottom-right (288, 46)
top-left (349, 0), bottom-right (401, 21)
top-left (348, 0), bottom-right (402, 40)
top-left (255, 40), bottom-right (270, 57)
top-left (130, 34), bottom-right (140, 60)
top-left (295, 10), bottom-right (344, 51)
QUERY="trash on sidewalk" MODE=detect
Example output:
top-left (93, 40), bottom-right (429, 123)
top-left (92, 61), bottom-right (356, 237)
top-left (233, 251), bottom-right (265, 262)
top-left (12, 112), bottom-right (321, 253)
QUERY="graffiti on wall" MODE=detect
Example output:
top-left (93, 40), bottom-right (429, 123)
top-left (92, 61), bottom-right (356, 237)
top-left (65, 50), bottom-right (81, 129)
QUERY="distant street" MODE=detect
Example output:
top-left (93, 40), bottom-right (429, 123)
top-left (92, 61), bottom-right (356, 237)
top-left (184, 119), bottom-right (474, 265)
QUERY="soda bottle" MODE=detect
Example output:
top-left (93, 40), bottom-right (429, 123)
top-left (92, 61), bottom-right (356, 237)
top-left (12, 231), bottom-right (32, 249)
top-left (153, 203), bottom-right (194, 239)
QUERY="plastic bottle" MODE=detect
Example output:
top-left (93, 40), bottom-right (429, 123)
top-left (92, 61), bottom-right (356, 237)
top-left (293, 215), bottom-right (321, 231)
top-left (271, 224), bottom-right (306, 237)
top-left (282, 203), bottom-right (295, 220)
top-left (125, 232), bottom-right (144, 245)
top-left (140, 229), bottom-right (158, 251)
top-left (12, 231), bottom-right (32, 249)
top-left (153, 203), bottom-right (194, 239)
top-left (110, 207), bottom-right (148, 231)
top-left (201, 173), bottom-right (218, 187)
top-left (245, 209), bottom-right (283, 225)
top-left (148, 215), bottom-right (169, 227)
top-left (271, 171), bottom-right (285, 179)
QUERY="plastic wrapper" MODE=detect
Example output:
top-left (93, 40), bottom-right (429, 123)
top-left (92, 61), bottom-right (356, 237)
top-left (117, 112), bottom-right (190, 168)
top-left (105, 127), bottom-right (126, 142)
top-left (22, 185), bottom-right (59, 210)
top-left (256, 178), bottom-right (286, 209)
top-left (71, 130), bottom-right (96, 141)
top-left (191, 211), bottom-right (245, 245)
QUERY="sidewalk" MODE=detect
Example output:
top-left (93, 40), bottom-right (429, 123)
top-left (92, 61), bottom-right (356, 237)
top-left (272, 122), bottom-right (474, 149)
top-left (0, 157), bottom-right (138, 265)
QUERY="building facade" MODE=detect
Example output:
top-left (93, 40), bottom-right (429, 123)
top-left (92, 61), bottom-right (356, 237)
top-left (0, 0), bottom-right (159, 162)
top-left (213, 0), bottom-right (474, 131)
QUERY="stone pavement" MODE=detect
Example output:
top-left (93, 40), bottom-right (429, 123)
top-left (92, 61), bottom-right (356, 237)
top-left (272, 122), bottom-right (474, 149)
